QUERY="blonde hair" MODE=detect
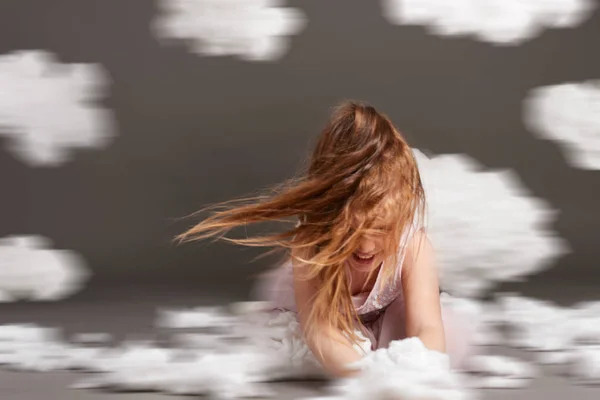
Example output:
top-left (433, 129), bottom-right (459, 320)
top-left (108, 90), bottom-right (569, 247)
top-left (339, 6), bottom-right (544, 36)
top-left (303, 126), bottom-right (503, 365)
top-left (175, 100), bottom-right (426, 347)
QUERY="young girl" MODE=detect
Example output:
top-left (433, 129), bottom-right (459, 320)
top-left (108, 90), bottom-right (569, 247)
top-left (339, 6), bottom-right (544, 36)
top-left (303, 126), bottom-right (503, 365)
top-left (176, 101), bottom-right (476, 377)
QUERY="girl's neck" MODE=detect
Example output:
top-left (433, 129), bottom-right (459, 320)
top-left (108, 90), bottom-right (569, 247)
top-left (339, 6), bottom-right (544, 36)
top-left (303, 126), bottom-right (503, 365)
top-left (347, 261), bottom-right (383, 295)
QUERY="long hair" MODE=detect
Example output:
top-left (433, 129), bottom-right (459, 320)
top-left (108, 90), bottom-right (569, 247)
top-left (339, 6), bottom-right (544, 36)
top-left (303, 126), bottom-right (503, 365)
top-left (175, 101), bottom-right (426, 348)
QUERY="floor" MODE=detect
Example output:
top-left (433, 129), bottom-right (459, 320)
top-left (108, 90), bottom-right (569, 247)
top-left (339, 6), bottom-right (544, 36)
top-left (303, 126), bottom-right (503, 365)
top-left (1, 282), bottom-right (599, 400)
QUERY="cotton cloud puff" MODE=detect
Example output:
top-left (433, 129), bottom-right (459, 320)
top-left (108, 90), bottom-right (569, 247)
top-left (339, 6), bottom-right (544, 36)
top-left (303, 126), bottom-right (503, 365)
top-left (523, 80), bottom-right (600, 170)
top-left (0, 323), bottom-right (275, 397)
top-left (311, 338), bottom-right (475, 400)
top-left (2, 299), bottom-right (600, 398)
top-left (0, 50), bottom-right (115, 167)
top-left (0, 308), bottom-right (472, 399)
top-left (381, 0), bottom-right (596, 45)
top-left (0, 311), bottom-right (319, 397)
top-left (152, 0), bottom-right (307, 62)
top-left (488, 294), bottom-right (600, 357)
top-left (73, 344), bottom-right (285, 398)
top-left (463, 355), bottom-right (539, 389)
top-left (459, 294), bottom-right (600, 385)
top-left (567, 346), bottom-right (600, 384)
top-left (0, 324), bottom-right (107, 372)
top-left (438, 294), bottom-right (600, 388)
top-left (156, 306), bottom-right (237, 329)
top-left (0, 235), bottom-right (90, 302)
top-left (412, 149), bottom-right (568, 298)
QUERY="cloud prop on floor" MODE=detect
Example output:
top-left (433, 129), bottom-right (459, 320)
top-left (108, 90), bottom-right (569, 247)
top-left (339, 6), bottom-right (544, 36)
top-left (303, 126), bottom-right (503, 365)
top-left (381, 0), bottom-right (596, 45)
top-left (412, 149), bottom-right (568, 298)
top-left (1, 296), bottom-right (600, 398)
top-left (484, 293), bottom-right (600, 355)
top-left (523, 80), bottom-right (600, 170)
top-left (0, 304), bottom-right (473, 399)
top-left (152, 0), bottom-right (307, 62)
top-left (311, 338), bottom-right (476, 400)
top-left (434, 294), bottom-right (600, 389)
top-left (463, 355), bottom-right (539, 389)
top-left (0, 50), bottom-right (115, 167)
top-left (0, 235), bottom-right (90, 301)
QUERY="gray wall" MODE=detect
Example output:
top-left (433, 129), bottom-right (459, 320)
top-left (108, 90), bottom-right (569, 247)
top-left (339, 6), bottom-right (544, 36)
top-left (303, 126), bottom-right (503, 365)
top-left (0, 0), bottom-right (599, 298)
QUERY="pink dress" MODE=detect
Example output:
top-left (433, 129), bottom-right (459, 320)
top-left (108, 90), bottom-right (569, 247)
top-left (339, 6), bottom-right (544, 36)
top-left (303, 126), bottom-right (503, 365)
top-left (251, 221), bottom-right (477, 370)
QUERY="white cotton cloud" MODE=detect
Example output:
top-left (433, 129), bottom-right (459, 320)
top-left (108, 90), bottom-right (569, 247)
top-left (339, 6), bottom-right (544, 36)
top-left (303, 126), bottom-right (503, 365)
top-left (463, 355), bottom-right (538, 389)
top-left (489, 294), bottom-right (600, 357)
top-left (568, 346), bottom-right (600, 384)
top-left (0, 50), bottom-right (115, 167)
top-left (3, 298), bottom-right (600, 396)
top-left (463, 293), bottom-right (600, 379)
top-left (523, 80), bottom-right (600, 170)
top-left (381, 0), bottom-right (596, 45)
top-left (0, 309), bottom-right (473, 400)
top-left (413, 149), bottom-right (569, 298)
top-left (0, 324), bottom-right (104, 372)
top-left (437, 294), bottom-right (600, 386)
top-left (499, 296), bottom-right (600, 384)
top-left (0, 235), bottom-right (90, 301)
top-left (156, 306), bottom-right (237, 329)
top-left (152, 0), bottom-right (307, 62)
top-left (313, 338), bottom-right (475, 400)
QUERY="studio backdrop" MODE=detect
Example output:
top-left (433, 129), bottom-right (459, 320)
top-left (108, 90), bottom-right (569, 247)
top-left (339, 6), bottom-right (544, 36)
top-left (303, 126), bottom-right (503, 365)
top-left (0, 0), bottom-right (599, 303)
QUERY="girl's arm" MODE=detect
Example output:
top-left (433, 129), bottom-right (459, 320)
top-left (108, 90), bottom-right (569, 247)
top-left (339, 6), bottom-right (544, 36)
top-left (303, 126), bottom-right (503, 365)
top-left (401, 230), bottom-right (446, 353)
top-left (292, 253), bottom-right (363, 378)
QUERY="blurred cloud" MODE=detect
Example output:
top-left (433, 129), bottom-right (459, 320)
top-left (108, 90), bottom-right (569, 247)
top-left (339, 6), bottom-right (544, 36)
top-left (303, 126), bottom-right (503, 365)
top-left (156, 306), bottom-right (236, 328)
top-left (152, 0), bottom-right (307, 62)
top-left (0, 235), bottom-right (90, 301)
top-left (319, 338), bottom-right (473, 400)
top-left (0, 50), bottom-right (116, 167)
top-left (382, 0), bottom-right (596, 45)
top-left (524, 80), bottom-right (600, 170)
top-left (440, 293), bottom-right (600, 388)
top-left (1, 297), bottom-right (600, 396)
top-left (413, 149), bottom-right (569, 297)
top-left (463, 355), bottom-right (538, 388)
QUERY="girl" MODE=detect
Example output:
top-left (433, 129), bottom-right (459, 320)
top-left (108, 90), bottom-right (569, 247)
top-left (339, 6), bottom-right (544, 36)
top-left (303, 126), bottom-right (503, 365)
top-left (176, 101), bottom-right (475, 377)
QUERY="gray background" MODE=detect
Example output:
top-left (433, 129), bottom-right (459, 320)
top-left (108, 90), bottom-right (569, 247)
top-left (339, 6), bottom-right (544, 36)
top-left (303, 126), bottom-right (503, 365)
top-left (0, 1), bottom-right (599, 302)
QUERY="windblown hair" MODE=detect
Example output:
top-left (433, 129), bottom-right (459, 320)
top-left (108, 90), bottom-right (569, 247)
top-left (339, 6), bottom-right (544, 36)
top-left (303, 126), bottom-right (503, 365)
top-left (176, 101), bottom-right (426, 348)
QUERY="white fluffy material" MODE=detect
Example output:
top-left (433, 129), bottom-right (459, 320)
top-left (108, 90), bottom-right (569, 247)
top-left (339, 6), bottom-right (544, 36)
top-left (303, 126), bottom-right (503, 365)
top-left (381, 0), bottom-right (596, 45)
top-left (0, 50), bottom-right (115, 166)
top-left (156, 306), bottom-right (237, 329)
top-left (413, 149), bottom-right (568, 298)
top-left (73, 344), bottom-right (275, 397)
top-left (152, 0), bottom-right (306, 62)
top-left (0, 235), bottom-right (90, 302)
top-left (523, 80), bottom-right (600, 170)
top-left (323, 338), bottom-right (476, 400)
top-left (0, 308), bottom-right (472, 399)
top-left (0, 324), bottom-right (105, 372)
top-left (492, 294), bottom-right (600, 354)
top-left (567, 346), bottom-right (600, 384)
top-left (465, 294), bottom-right (600, 352)
top-left (438, 294), bottom-right (600, 387)
top-left (2, 296), bottom-right (600, 397)
top-left (465, 294), bottom-right (600, 385)
top-left (464, 355), bottom-right (538, 389)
